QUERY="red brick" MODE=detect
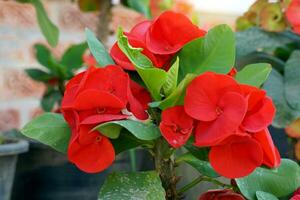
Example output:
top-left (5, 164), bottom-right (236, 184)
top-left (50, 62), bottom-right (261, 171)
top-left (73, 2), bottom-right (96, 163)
top-left (0, 109), bottom-right (20, 131)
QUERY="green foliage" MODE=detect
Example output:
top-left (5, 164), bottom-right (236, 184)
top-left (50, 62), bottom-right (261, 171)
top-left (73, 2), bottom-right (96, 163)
top-left (178, 24), bottom-right (235, 81)
top-left (25, 68), bottom-right (52, 82)
top-left (117, 28), bottom-right (167, 100)
top-left (60, 42), bottom-right (88, 70)
top-left (236, 159), bottom-right (300, 200)
top-left (176, 153), bottom-right (219, 178)
top-left (21, 113), bottom-right (71, 153)
top-left (162, 57), bottom-right (179, 96)
top-left (30, 0), bottom-right (59, 47)
top-left (41, 89), bottom-right (62, 112)
top-left (98, 171), bottom-right (166, 200)
top-left (256, 191), bottom-right (279, 200)
top-left (85, 28), bottom-right (115, 67)
top-left (235, 63), bottom-right (272, 87)
top-left (128, 0), bottom-right (152, 19)
top-left (94, 120), bottom-right (161, 140)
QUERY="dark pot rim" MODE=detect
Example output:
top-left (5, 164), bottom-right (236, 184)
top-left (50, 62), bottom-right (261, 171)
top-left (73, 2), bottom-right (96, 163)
top-left (0, 139), bottom-right (29, 156)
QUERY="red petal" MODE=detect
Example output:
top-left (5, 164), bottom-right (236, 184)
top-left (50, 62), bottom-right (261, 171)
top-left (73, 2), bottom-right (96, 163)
top-left (129, 80), bottom-right (152, 110)
top-left (160, 106), bottom-right (194, 148)
top-left (146, 11), bottom-right (206, 54)
top-left (199, 189), bottom-right (246, 200)
top-left (110, 43), bottom-right (135, 70)
top-left (194, 92), bottom-right (247, 146)
top-left (71, 89), bottom-right (125, 110)
top-left (253, 129), bottom-right (281, 168)
top-left (286, 0), bottom-right (300, 26)
top-left (242, 97), bottom-right (275, 132)
top-left (129, 20), bottom-right (152, 42)
top-left (68, 133), bottom-right (115, 173)
top-left (209, 135), bottom-right (263, 178)
top-left (81, 114), bottom-right (128, 125)
top-left (184, 72), bottom-right (240, 121)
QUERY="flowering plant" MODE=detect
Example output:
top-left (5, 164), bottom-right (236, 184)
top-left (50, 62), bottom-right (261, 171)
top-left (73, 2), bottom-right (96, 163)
top-left (21, 11), bottom-right (300, 200)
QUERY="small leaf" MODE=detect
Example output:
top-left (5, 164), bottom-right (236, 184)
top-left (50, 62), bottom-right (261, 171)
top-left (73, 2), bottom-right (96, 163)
top-left (178, 24), bottom-right (235, 80)
top-left (284, 50), bottom-right (300, 110)
top-left (94, 120), bottom-right (161, 140)
top-left (41, 90), bottom-right (62, 112)
top-left (163, 57), bottom-right (179, 96)
top-left (21, 113), bottom-right (71, 153)
top-left (85, 28), bottom-right (115, 66)
top-left (256, 191), bottom-right (279, 200)
top-left (25, 68), bottom-right (53, 82)
top-left (60, 42), bottom-right (88, 70)
top-left (117, 28), bottom-right (167, 100)
top-left (176, 153), bottom-right (219, 178)
top-left (236, 159), bottom-right (300, 200)
top-left (34, 43), bottom-right (52, 67)
top-left (31, 0), bottom-right (59, 47)
top-left (127, 0), bottom-right (152, 19)
top-left (235, 63), bottom-right (272, 87)
top-left (98, 171), bottom-right (165, 200)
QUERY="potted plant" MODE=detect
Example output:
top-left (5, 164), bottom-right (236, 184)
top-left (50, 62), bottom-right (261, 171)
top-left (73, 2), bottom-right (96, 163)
top-left (19, 10), bottom-right (300, 199)
top-left (235, 0), bottom-right (300, 161)
top-left (0, 135), bottom-right (28, 200)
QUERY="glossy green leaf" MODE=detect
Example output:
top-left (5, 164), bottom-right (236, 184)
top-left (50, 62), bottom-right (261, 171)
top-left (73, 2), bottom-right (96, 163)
top-left (284, 50), bottom-right (300, 110)
top-left (157, 73), bottom-right (196, 110)
top-left (162, 57), bottom-right (179, 96)
top-left (178, 24), bottom-right (235, 80)
top-left (176, 153), bottom-right (219, 178)
top-left (60, 42), bottom-right (88, 70)
top-left (263, 70), bottom-right (300, 127)
top-left (25, 68), bottom-right (53, 82)
top-left (128, 0), bottom-right (151, 19)
top-left (31, 0), bottom-right (59, 47)
top-left (236, 159), bottom-right (300, 200)
top-left (94, 120), bottom-right (161, 140)
top-left (21, 113), bottom-right (71, 153)
top-left (235, 63), bottom-right (272, 87)
top-left (256, 191), bottom-right (279, 200)
top-left (98, 171), bottom-right (165, 200)
top-left (117, 28), bottom-right (167, 100)
top-left (85, 28), bottom-right (115, 66)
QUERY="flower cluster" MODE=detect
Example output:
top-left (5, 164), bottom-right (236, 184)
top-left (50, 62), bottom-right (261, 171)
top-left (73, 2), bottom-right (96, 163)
top-left (61, 66), bottom-right (150, 172)
top-left (110, 11), bottom-right (206, 71)
top-left (286, 0), bottom-right (300, 35)
top-left (160, 72), bottom-right (281, 178)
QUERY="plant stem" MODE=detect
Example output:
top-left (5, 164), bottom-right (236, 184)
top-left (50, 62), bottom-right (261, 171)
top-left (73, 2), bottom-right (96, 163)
top-left (129, 149), bottom-right (137, 172)
top-left (178, 175), bottom-right (233, 195)
top-left (154, 138), bottom-right (179, 200)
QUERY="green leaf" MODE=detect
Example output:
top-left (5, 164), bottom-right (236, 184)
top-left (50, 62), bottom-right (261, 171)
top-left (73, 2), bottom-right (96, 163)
top-left (178, 24), bottom-right (235, 80)
top-left (236, 28), bottom-right (291, 58)
top-left (263, 70), bottom-right (300, 127)
top-left (34, 43), bottom-right (52, 67)
top-left (25, 68), bottom-right (53, 82)
top-left (284, 50), bottom-right (300, 110)
top-left (21, 113), bottom-right (71, 153)
top-left (235, 63), bottom-right (272, 87)
top-left (236, 159), bottom-right (300, 200)
top-left (94, 120), bottom-right (161, 140)
top-left (127, 0), bottom-right (152, 19)
top-left (85, 28), bottom-right (115, 66)
top-left (41, 90), bottom-right (62, 112)
top-left (162, 57), bottom-right (179, 96)
top-left (31, 0), bottom-right (59, 47)
top-left (176, 153), bottom-right (219, 178)
top-left (184, 137), bottom-right (209, 161)
top-left (256, 191), bottom-right (279, 200)
top-left (158, 74), bottom-right (196, 109)
top-left (60, 42), bottom-right (88, 70)
top-left (117, 28), bottom-right (167, 100)
top-left (98, 171), bottom-right (165, 200)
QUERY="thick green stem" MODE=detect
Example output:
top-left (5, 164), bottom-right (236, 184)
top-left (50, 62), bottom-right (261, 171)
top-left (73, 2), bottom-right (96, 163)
top-left (154, 138), bottom-right (179, 200)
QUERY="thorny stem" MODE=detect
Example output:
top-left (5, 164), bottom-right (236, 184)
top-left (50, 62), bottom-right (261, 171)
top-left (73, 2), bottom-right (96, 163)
top-left (178, 175), bottom-right (233, 195)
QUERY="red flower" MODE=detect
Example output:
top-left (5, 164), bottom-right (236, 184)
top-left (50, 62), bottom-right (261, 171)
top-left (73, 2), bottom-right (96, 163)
top-left (199, 189), bottom-right (246, 200)
top-left (83, 54), bottom-right (97, 67)
top-left (291, 188), bottom-right (300, 200)
top-left (159, 106), bottom-right (194, 148)
top-left (286, 0), bottom-right (300, 35)
top-left (146, 11), bottom-right (206, 54)
top-left (227, 68), bottom-right (237, 77)
top-left (184, 72), bottom-right (248, 146)
top-left (61, 65), bottom-right (150, 173)
top-left (110, 21), bottom-right (172, 70)
top-left (182, 72), bottom-right (279, 178)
